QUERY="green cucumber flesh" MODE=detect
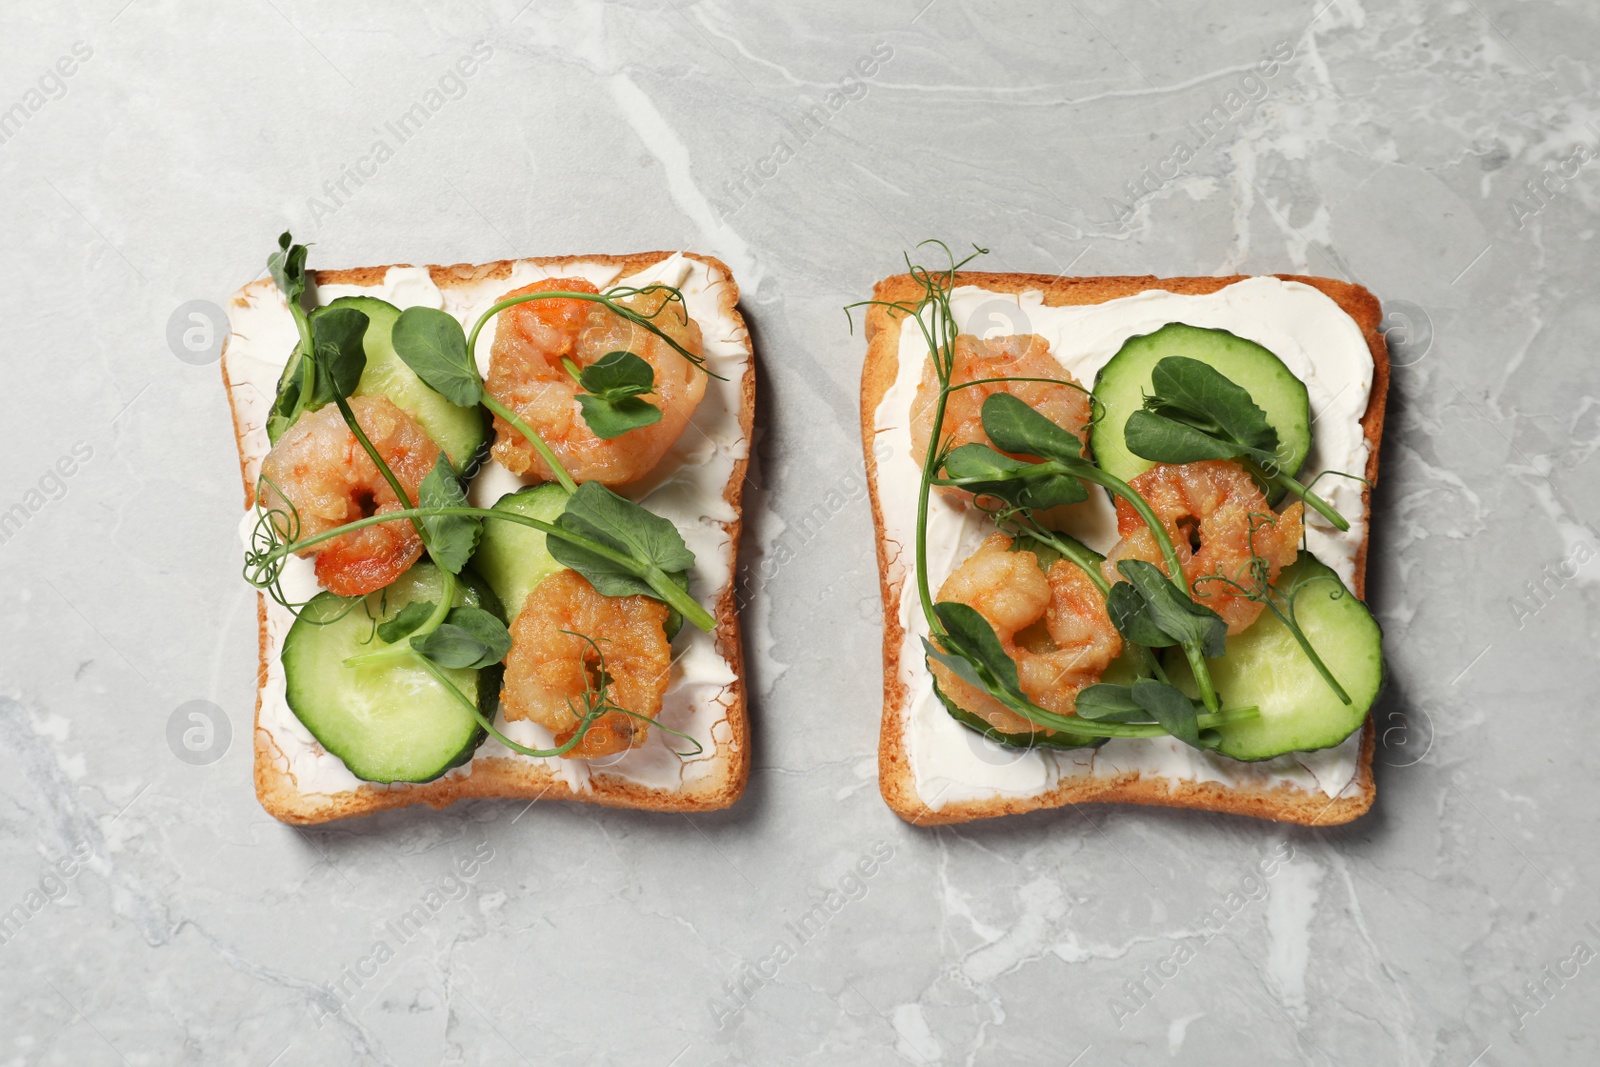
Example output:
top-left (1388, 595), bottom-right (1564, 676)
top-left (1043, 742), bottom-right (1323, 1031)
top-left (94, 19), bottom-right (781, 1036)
top-left (282, 561), bottom-right (501, 783)
top-left (317, 296), bottom-right (489, 474)
top-left (1090, 323), bottom-right (1312, 497)
top-left (472, 484), bottom-right (573, 624)
top-left (1165, 553), bottom-right (1382, 761)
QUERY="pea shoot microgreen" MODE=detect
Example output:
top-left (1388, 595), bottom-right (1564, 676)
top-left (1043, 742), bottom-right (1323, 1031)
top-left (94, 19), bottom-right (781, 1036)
top-left (566, 351), bottom-right (664, 439)
top-left (931, 389), bottom-right (1226, 716)
top-left (243, 233), bottom-right (722, 772)
top-left (846, 242), bottom-right (1251, 746)
top-left (1122, 355), bottom-right (1351, 530)
top-left (1194, 514), bottom-right (1354, 705)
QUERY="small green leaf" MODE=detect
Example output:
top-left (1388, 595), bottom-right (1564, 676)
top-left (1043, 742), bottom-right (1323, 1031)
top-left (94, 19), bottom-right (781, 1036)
top-left (417, 454), bottom-right (480, 574)
top-left (940, 443), bottom-right (1087, 509)
top-left (577, 393), bottom-right (664, 439)
top-left (411, 606), bottom-right (511, 669)
top-left (1146, 356), bottom-right (1279, 454)
top-left (548, 481), bottom-right (695, 600)
top-left (391, 307), bottom-right (481, 407)
top-left (1115, 559), bottom-right (1228, 658)
top-left (1073, 683), bottom-right (1151, 722)
top-left (931, 601), bottom-right (1023, 697)
top-left (922, 637), bottom-right (990, 693)
top-left (1131, 677), bottom-right (1200, 747)
top-left (376, 600), bottom-right (435, 644)
top-left (1105, 581), bottom-right (1179, 648)
top-left (308, 306), bottom-right (369, 406)
top-left (266, 355), bottom-right (314, 444)
top-left (267, 231), bottom-right (308, 306)
top-left (1123, 409), bottom-right (1256, 465)
top-left (264, 232), bottom-right (315, 444)
top-left (980, 392), bottom-right (1085, 463)
top-left (579, 351), bottom-right (655, 401)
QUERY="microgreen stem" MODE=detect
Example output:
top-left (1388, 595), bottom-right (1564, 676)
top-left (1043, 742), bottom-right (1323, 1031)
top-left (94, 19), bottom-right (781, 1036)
top-left (1070, 465), bottom-right (1188, 591)
top-left (258, 506), bottom-right (714, 633)
top-left (481, 394), bottom-right (578, 494)
top-left (332, 394), bottom-right (426, 536)
top-left (946, 375), bottom-right (1092, 397)
top-left (1013, 524), bottom-right (1111, 596)
top-left (914, 386), bottom-right (952, 626)
top-left (464, 288), bottom-right (719, 378)
top-left (999, 698), bottom-right (1258, 739)
top-left (341, 579), bottom-right (456, 668)
top-left (1267, 470), bottom-right (1350, 531)
top-left (411, 654), bottom-right (595, 758)
top-left (1263, 573), bottom-right (1352, 704)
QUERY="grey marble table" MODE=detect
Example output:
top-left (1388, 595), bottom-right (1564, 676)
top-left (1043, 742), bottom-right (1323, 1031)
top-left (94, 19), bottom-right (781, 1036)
top-left (2, 1), bottom-right (1597, 1064)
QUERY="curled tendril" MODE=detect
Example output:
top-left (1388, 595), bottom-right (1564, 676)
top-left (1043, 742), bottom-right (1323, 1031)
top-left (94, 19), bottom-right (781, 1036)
top-left (598, 282), bottom-right (715, 377)
top-left (242, 473), bottom-right (303, 613)
top-left (1191, 511), bottom-right (1352, 702)
top-left (604, 282), bottom-right (688, 319)
top-left (558, 630), bottom-right (705, 758)
top-left (240, 475), bottom-right (373, 627)
top-left (1301, 467), bottom-right (1371, 495)
top-left (1188, 510), bottom-right (1282, 604)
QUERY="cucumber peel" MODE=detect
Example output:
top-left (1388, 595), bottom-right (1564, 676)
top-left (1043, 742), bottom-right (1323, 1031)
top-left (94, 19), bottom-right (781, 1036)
top-left (1091, 323), bottom-right (1312, 497)
top-left (1166, 553), bottom-right (1382, 761)
top-left (282, 561), bottom-right (502, 783)
top-left (319, 296), bottom-right (489, 475)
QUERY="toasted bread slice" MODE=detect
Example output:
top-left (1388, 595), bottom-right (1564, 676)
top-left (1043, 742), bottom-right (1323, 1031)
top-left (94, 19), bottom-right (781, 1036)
top-left (223, 251), bottom-right (753, 825)
top-left (860, 272), bottom-right (1389, 827)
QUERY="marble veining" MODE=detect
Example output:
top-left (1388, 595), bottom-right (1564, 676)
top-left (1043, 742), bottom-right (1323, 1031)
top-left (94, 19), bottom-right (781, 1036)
top-left (1, 0), bottom-right (1597, 1064)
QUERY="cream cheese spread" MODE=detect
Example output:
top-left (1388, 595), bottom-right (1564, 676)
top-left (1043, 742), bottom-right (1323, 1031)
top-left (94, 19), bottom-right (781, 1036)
top-left (225, 254), bottom-right (748, 797)
top-left (872, 278), bottom-right (1374, 811)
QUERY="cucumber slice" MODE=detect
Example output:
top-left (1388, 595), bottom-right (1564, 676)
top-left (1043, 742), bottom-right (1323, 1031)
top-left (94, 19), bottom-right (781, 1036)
top-left (472, 483), bottom-right (684, 638)
top-left (1091, 323), bottom-right (1312, 493)
top-left (318, 296), bottom-right (489, 474)
top-left (282, 562), bottom-right (501, 783)
top-left (472, 484), bottom-right (573, 623)
top-left (1166, 553), bottom-right (1382, 761)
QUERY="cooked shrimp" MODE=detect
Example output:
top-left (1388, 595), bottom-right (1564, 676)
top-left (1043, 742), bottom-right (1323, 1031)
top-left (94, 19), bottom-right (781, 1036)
top-left (485, 278), bottom-right (707, 486)
top-left (259, 396), bottom-right (439, 597)
top-left (910, 333), bottom-right (1091, 496)
top-left (930, 533), bottom-right (1121, 735)
top-left (500, 569), bottom-right (672, 759)
top-left (1103, 459), bottom-right (1303, 635)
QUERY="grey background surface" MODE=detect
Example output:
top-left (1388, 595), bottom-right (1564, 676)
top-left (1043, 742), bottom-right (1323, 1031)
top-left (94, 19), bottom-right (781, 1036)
top-left (2, 1), bottom-right (1598, 1064)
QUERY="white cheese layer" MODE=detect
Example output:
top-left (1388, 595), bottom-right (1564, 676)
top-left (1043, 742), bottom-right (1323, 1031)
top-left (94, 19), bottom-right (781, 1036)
top-left (225, 255), bottom-right (749, 797)
top-left (873, 278), bottom-right (1374, 812)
